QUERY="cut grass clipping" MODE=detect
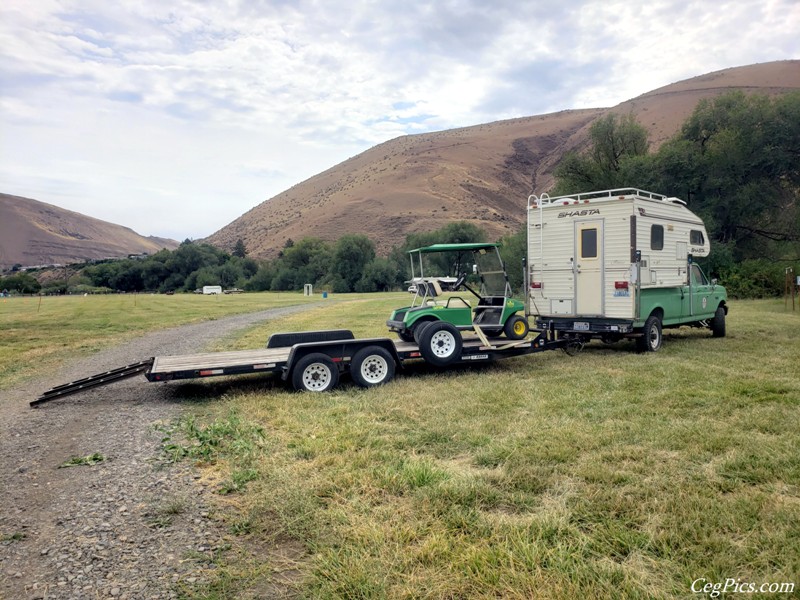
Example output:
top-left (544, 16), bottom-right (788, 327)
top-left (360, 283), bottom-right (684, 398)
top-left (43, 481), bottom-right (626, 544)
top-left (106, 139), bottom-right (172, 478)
top-left (59, 453), bottom-right (105, 468)
top-left (172, 298), bottom-right (800, 599)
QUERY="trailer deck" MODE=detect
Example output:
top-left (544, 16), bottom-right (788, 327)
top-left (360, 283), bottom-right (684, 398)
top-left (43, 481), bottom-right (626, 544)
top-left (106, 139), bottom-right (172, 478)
top-left (33, 328), bottom-right (567, 407)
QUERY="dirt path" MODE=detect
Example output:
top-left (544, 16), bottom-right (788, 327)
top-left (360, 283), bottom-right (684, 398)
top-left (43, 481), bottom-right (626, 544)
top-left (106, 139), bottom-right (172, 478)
top-left (0, 305), bottom-right (316, 600)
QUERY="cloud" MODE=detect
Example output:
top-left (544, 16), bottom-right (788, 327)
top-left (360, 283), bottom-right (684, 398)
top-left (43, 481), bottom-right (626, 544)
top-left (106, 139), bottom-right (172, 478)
top-left (0, 0), bottom-right (798, 239)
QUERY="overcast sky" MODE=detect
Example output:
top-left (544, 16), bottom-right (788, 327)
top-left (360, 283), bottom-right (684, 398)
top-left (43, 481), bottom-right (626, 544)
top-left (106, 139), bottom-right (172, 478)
top-left (1, 0), bottom-right (798, 240)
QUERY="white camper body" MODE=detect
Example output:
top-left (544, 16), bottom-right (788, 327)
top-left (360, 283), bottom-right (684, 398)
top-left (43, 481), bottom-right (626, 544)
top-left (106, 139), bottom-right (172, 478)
top-left (202, 285), bottom-right (223, 295)
top-left (526, 188), bottom-right (714, 329)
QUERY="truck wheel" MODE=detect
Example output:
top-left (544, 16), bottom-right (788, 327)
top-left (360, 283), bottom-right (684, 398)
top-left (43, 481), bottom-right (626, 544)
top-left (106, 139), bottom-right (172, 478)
top-left (419, 322), bottom-right (462, 366)
top-left (292, 353), bottom-right (339, 392)
top-left (637, 315), bottom-right (662, 352)
top-left (503, 314), bottom-right (529, 340)
top-left (710, 305), bottom-right (726, 338)
top-left (351, 346), bottom-right (395, 388)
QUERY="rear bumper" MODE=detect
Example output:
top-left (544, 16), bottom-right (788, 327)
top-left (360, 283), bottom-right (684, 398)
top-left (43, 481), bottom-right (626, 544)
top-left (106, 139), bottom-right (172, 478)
top-left (535, 317), bottom-right (635, 334)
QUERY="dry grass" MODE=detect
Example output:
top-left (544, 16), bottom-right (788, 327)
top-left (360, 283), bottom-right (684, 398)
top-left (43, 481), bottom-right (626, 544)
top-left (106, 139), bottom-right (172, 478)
top-left (173, 297), bottom-right (800, 599)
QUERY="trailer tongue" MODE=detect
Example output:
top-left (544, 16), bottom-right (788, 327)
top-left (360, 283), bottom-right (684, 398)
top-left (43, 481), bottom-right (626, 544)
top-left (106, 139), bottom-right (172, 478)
top-left (32, 327), bottom-right (570, 407)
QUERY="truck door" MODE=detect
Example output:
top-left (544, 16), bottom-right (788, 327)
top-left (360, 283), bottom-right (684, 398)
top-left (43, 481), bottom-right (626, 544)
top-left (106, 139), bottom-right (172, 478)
top-left (689, 263), bottom-right (714, 319)
top-left (574, 220), bottom-right (604, 316)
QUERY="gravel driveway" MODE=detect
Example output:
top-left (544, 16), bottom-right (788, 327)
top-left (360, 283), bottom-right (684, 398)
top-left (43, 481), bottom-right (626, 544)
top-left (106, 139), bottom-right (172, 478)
top-left (0, 304), bottom-right (316, 600)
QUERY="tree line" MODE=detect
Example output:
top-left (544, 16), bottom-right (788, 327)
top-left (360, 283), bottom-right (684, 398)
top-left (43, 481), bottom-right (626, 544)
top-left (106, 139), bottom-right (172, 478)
top-left (2, 91), bottom-right (796, 298)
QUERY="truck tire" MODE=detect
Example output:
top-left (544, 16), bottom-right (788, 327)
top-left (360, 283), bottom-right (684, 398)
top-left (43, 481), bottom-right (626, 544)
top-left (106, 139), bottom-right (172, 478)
top-left (292, 353), bottom-right (339, 392)
top-left (503, 314), bottom-right (530, 340)
top-left (419, 321), bottom-right (462, 367)
top-left (351, 346), bottom-right (395, 388)
top-left (637, 314), bottom-right (662, 352)
top-left (710, 305), bottom-right (726, 338)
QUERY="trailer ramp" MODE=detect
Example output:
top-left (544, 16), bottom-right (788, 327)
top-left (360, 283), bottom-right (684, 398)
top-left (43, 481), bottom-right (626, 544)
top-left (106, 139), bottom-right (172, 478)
top-left (31, 359), bottom-right (154, 407)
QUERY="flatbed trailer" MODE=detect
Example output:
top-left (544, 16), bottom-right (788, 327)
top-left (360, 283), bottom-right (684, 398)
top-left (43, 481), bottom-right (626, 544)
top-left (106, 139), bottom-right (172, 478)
top-left (32, 327), bottom-right (570, 407)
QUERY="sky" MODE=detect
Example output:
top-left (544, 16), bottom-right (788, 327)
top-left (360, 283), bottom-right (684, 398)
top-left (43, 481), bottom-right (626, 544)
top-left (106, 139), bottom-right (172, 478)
top-left (1, 0), bottom-right (798, 241)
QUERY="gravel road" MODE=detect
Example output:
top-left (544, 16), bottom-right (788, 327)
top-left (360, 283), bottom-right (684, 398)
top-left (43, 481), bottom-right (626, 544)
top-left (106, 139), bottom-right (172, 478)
top-left (0, 304), bottom-right (316, 600)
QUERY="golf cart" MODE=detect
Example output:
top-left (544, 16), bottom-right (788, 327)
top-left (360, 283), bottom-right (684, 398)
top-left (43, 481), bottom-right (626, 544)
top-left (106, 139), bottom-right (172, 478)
top-left (387, 243), bottom-right (529, 359)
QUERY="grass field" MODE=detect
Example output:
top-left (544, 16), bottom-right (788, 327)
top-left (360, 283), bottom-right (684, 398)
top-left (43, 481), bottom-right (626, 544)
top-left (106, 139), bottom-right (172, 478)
top-left (0, 292), bottom-right (318, 390)
top-left (3, 293), bottom-right (798, 597)
top-left (156, 296), bottom-right (800, 599)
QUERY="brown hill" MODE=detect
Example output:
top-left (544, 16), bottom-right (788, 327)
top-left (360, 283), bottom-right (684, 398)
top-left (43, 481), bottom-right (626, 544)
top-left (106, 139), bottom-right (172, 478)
top-left (207, 60), bottom-right (800, 259)
top-left (0, 194), bottom-right (179, 269)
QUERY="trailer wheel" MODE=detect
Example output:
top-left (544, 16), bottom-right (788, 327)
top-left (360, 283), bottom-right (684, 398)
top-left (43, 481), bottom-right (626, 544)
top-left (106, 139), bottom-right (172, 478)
top-left (419, 321), bottom-right (462, 366)
top-left (351, 346), bottom-right (395, 388)
top-left (292, 353), bottom-right (339, 392)
top-left (637, 315), bottom-right (662, 352)
top-left (710, 305), bottom-right (726, 338)
top-left (503, 314), bottom-right (529, 340)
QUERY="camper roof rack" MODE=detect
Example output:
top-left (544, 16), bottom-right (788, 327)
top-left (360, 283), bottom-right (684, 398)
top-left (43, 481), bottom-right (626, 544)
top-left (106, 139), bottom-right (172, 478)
top-left (527, 188), bottom-right (686, 208)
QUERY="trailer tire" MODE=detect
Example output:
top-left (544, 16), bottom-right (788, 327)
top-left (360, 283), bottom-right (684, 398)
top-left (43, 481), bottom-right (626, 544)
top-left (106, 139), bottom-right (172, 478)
top-left (637, 315), bottom-right (662, 352)
top-left (292, 353), bottom-right (339, 392)
top-left (351, 346), bottom-right (395, 388)
top-left (419, 321), bottom-right (462, 367)
top-left (710, 305), bottom-right (726, 338)
top-left (503, 314), bottom-right (529, 340)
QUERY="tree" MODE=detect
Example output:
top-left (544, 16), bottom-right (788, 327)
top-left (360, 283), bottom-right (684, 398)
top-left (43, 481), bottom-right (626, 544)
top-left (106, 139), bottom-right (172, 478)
top-left (232, 238), bottom-right (247, 258)
top-left (552, 112), bottom-right (649, 194)
top-left (331, 235), bottom-right (376, 292)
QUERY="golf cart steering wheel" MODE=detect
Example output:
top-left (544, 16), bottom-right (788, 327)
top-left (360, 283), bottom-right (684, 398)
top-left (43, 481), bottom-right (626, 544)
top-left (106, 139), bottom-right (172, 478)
top-left (453, 272), bottom-right (467, 290)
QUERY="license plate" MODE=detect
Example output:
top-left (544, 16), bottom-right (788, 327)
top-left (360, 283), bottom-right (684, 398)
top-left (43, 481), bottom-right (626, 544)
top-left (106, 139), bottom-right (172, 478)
top-left (573, 322), bottom-right (590, 331)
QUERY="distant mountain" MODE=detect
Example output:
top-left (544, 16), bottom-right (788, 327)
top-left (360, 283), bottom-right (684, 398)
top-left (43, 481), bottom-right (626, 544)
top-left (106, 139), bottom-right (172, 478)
top-left (205, 60), bottom-right (800, 259)
top-left (0, 194), bottom-right (179, 268)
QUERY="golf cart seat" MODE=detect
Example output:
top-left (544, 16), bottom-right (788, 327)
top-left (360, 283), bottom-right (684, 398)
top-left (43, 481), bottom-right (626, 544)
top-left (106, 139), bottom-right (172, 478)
top-left (419, 278), bottom-right (444, 305)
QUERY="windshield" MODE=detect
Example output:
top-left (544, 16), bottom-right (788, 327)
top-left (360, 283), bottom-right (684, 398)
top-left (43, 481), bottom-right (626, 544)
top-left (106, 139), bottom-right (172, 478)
top-left (475, 248), bottom-right (509, 296)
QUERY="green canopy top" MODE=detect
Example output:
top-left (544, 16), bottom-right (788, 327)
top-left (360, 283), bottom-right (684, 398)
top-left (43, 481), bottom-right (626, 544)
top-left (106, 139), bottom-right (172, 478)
top-left (408, 242), bottom-right (501, 254)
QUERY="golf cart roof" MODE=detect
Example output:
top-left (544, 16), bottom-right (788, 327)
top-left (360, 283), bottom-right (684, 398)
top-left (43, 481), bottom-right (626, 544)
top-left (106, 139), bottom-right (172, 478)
top-left (409, 242), bottom-right (501, 254)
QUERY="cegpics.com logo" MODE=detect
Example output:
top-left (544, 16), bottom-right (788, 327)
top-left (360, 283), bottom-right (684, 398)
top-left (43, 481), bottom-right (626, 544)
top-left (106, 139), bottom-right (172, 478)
top-left (692, 578), bottom-right (795, 598)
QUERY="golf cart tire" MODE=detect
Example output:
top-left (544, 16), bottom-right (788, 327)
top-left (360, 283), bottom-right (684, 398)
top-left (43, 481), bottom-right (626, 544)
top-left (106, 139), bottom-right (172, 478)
top-left (351, 346), bottom-right (396, 388)
top-left (412, 320), bottom-right (435, 345)
top-left (292, 353), bottom-right (340, 392)
top-left (396, 330), bottom-right (415, 343)
top-left (419, 321), bottom-right (462, 367)
top-left (503, 314), bottom-right (529, 340)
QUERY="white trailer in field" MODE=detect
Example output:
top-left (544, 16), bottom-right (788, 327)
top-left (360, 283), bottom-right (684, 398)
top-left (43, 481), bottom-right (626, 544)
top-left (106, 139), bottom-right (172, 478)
top-left (202, 285), bottom-right (222, 295)
top-left (526, 188), bottom-right (728, 351)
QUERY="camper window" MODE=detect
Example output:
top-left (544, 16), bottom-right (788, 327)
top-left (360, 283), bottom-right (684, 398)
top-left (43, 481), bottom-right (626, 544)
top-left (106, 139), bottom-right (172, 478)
top-left (651, 225), bottom-right (664, 251)
top-left (580, 228), bottom-right (598, 259)
top-left (690, 230), bottom-right (705, 245)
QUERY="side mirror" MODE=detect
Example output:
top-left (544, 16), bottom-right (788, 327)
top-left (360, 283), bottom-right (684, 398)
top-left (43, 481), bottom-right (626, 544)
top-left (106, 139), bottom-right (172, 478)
top-left (711, 278), bottom-right (717, 287)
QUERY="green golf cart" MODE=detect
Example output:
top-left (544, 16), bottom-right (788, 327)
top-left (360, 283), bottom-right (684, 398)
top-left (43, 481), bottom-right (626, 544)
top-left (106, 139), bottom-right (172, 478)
top-left (387, 243), bottom-right (529, 363)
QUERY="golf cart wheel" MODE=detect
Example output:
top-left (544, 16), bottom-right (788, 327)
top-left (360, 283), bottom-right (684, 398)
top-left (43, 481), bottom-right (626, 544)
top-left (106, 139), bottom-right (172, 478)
top-left (636, 314), bottom-right (662, 353)
top-left (412, 320), bottom-right (434, 345)
top-left (419, 321), bottom-right (462, 367)
top-left (396, 330), bottom-right (415, 343)
top-left (351, 346), bottom-right (395, 388)
top-left (292, 353), bottom-right (340, 392)
top-left (503, 314), bottom-right (529, 340)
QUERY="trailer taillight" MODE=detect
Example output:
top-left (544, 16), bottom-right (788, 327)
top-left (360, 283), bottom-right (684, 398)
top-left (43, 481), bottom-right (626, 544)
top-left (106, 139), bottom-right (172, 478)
top-left (614, 281), bottom-right (629, 289)
top-left (530, 282), bottom-right (542, 289)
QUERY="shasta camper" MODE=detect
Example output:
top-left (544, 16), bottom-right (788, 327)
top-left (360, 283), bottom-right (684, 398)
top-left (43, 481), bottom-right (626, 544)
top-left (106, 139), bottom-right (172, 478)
top-left (527, 188), bottom-right (728, 351)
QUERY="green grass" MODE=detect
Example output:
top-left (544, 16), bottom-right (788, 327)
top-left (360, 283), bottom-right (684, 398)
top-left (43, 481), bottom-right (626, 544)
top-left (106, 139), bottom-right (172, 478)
top-left (0, 291), bottom-right (319, 389)
top-left (4, 292), bottom-right (798, 597)
top-left (170, 298), bottom-right (800, 598)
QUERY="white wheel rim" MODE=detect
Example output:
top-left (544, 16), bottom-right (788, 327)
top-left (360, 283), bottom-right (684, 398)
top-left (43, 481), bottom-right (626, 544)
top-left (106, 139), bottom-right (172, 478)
top-left (302, 363), bottom-right (331, 391)
top-left (360, 355), bottom-right (388, 383)
top-left (649, 325), bottom-right (660, 349)
top-left (430, 331), bottom-right (456, 357)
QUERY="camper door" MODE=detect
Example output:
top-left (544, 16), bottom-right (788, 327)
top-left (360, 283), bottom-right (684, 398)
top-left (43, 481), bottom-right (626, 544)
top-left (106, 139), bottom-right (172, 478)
top-left (574, 220), bottom-right (604, 316)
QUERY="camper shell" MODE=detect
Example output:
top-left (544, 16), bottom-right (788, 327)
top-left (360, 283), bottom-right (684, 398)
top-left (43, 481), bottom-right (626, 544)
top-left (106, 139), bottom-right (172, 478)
top-left (526, 188), bottom-right (727, 350)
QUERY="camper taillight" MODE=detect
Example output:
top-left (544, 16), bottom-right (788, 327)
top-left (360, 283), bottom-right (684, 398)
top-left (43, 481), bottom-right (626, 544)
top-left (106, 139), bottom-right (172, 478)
top-left (530, 282), bottom-right (543, 289)
top-left (614, 281), bottom-right (629, 290)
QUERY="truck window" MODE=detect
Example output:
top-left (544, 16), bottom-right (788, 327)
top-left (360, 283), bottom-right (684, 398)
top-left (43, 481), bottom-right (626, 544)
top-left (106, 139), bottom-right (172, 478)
top-left (580, 228), bottom-right (598, 258)
top-left (690, 264), bottom-right (708, 286)
top-left (690, 230), bottom-right (705, 245)
top-left (651, 225), bottom-right (664, 250)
